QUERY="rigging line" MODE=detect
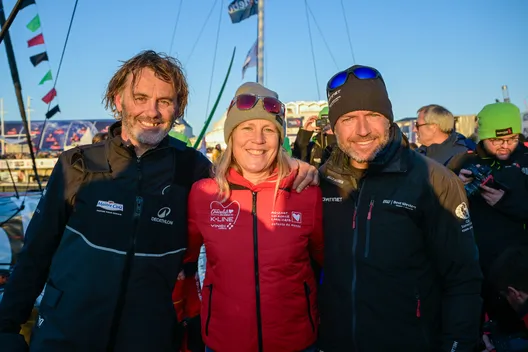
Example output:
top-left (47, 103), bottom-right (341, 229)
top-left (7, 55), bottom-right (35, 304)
top-left (49, 0), bottom-right (79, 109)
top-left (184, 0), bottom-right (219, 66)
top-left (204, 0), bottom-right (224, 120)
top-left (168, 0), bottom-right (183, 55)
top-left (4, 158), bottom-right (19, 199)
top-left (340, 0), bottom-right (356, 64)
top-left (305, 1), bottom-right (339, 70)
top-left (36, 0), bottom-right (79, 155)
top-left (304, 0), bottom-right (321, 101)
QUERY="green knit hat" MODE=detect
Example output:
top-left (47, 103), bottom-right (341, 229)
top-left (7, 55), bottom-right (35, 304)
top-left (319, 106), bottom-right (329, 118)
top-left (477, 102), bottom-right (522, 140)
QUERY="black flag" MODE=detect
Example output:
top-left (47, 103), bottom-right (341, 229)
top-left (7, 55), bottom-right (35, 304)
top-left (19, 0), bottom-right (36, 10)
top-left (45, 105), bottom-right (60, 119)
top-left (30, 52), bottom-right (48, 67)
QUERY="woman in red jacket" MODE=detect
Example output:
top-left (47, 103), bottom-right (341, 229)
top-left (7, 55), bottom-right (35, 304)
top-left (185, 82), bottom-right (324, 352)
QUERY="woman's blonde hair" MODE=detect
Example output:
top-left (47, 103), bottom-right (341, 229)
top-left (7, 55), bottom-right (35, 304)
top-left (213, 131), bottom-right (292, 203)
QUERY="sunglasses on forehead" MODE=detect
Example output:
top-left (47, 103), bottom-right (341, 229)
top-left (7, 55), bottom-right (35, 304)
top-left (327, 66), bottom-right (384, 91)
top-left (228, 94), bottom-right (285, 116)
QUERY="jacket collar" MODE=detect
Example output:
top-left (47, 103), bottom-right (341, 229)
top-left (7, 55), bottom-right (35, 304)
top-left (227, 167), bottom-right (296, 193)
top-left (419, 131), bottom-right (459, 153)
top-left (323, 123), bottom-right (409, 177)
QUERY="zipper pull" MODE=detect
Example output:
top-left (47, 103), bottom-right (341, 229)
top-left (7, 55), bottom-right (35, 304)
top-left (352, 207), bottom-right (357, 229)
top-left (367, 200), bottom-right (374, 220)
top-left (416, 296), bottom-right (421, 318)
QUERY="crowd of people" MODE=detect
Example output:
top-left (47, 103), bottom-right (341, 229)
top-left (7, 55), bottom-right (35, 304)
top-left (0, 50), bottom-right (526, 352)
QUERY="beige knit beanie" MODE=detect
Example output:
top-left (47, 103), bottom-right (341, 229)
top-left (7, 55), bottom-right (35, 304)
top-left (223, 82), bottom-right (285, 143)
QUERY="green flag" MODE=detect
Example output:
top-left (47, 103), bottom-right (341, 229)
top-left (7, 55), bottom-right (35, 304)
top-left (26, 15), bottom-right (41, 32)
top-left (39, 70), bottom-right (53, 85)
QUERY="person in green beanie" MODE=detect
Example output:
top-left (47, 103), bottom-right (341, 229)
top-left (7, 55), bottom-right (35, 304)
top-left (292, 106), bottom-right (336, 168)
top-left (450, 102), bottom-right (528, 344)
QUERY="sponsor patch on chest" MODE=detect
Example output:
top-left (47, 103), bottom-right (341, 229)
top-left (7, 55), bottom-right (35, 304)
top-left (151, 207), bottom-right (174, 225)
top-left (210, 201), bottom-right (240, 230)
top-left (271, 211), bottom-right (303, 228)
top-left (382, 199), bottom-right (416, 211)
top-left (96, 200), bottom-right (124, 216)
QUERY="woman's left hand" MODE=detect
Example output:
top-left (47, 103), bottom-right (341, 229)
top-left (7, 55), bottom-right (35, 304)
top-left (290, 159), bottom-right (319, 192)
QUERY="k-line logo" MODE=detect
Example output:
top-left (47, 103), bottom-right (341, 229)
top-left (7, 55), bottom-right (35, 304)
top-left (151, 207), bottom-right (173, 225)
top-left (97, 200), bottom-right (124, 212)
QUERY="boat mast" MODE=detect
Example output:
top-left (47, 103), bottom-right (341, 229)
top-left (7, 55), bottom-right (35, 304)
top-left (0, 98), bottom-right (5, 156)
top-left (257, 0), bottom-right (264, 84)
top-left (0, 0), bottom-right (42, 190)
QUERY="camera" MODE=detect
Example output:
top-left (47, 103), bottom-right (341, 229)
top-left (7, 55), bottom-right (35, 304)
top-left (315, 116), bottom-right (330, 128)
top-left (482, 320), bottom-right (528, 352)
top-left (464, 164), bottom-right (494, 197)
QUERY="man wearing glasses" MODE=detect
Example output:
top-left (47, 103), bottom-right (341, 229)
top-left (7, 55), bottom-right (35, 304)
top-left (318, 65), bottom-right (482, 352)
top-left (414, 104), bottom-right (476, 166)
top-left (450, 102), bottom-right (528, 345)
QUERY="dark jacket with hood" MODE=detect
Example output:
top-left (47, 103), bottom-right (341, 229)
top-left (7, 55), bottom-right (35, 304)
top-left (318, 124), bottom-right (483, 352)
top-left (0, 122), bottom-right (211, 352)
top-left (293, 129), bottom-right (336, 169)
top-left (417, 132), bottom-right (476, 166)
top-left (449, 142), bottom-right (528, 334)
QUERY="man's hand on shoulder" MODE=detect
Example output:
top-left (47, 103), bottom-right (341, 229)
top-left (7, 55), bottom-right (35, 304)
top-left (289, 158), bottom-right (319, 193)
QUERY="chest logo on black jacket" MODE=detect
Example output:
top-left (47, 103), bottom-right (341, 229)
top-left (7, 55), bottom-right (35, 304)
top-left (382, 199), bottom-right (416, 211)
top-left (151, 207), bottom-right (174, 225)
top-left (96, 200), bottom-right (124, 216)
top-left (210, 201), bottom-right (240, 230)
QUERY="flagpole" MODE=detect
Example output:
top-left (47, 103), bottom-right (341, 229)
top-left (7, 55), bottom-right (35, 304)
top-left (0, 98), bottom-right (5, 156)
top-left (257, 0), bottom-right (264, 84)
top-left (0, 0), bottom-right (42, 191)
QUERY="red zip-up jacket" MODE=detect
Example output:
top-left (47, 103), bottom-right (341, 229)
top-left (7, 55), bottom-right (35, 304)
top-left (185, 168), bottom-right (324, 352)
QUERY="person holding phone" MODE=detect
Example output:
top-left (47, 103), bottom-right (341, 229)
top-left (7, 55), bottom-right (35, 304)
top-left (292, 107), bottom-right (336, 168)
top-left (450, 102), bottom-right (528, 343)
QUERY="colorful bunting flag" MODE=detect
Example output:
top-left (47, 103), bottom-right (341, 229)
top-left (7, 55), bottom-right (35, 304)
top-left (228, 0), bottom-right (258, 24)
top-left (26, 15), bottom-right (41, 32)
top-left (27, 33), bottom-right (44, 47)
top-left (29, 52), bottom-right (48, 67)
top-left (19, 0), bottom-right (36, 10)
top-left (39, 70), bottom-right (52, 85)
top-left (242, 40), bottom-right (257, 79)
top-left (42, 88), bottom-right (57, 104)
top-left (45, 105), bottom-right (61, 119)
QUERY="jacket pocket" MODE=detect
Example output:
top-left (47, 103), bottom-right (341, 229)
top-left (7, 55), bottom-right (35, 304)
top-left (41, 281), bottom-right (63, 309)
top-left (364, 199), bottom-right (375, 258)
top-left (303, 282), bottom-right (315, 332)
top-left (205, 284), bottom-right (213, 336)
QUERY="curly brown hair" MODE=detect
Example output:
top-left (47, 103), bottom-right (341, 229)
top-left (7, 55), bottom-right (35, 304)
top-left (103, 50), bottom-right (188, 119)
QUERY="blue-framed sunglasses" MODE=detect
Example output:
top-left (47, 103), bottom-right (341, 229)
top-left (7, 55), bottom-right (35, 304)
top-left (327, 65), bottom-right (384, 90)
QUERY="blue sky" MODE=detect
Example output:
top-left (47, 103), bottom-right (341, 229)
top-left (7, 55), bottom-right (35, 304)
top-left (0, 0), bottom-right (527, 134)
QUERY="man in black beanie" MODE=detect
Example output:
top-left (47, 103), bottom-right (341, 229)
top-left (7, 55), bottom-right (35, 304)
top-left (318, 65), bottom-right (483, 352)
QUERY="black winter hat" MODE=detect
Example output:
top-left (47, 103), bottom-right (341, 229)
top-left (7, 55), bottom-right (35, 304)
top-left (326, 65), bottom-right (394, 129)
